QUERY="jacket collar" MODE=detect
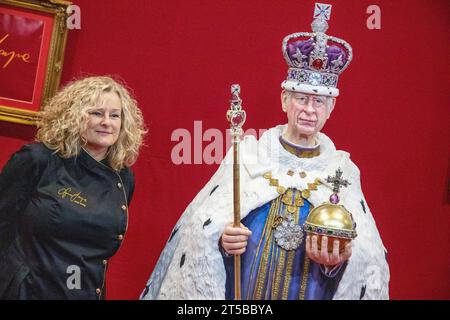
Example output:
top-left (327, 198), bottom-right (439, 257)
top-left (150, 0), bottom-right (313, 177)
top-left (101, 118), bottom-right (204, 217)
top-left (78, 147), bottom-right (113, 172)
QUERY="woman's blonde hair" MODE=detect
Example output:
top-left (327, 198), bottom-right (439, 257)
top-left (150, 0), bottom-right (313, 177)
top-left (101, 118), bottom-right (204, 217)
top-left (36, 76), bottom-right (147, 171)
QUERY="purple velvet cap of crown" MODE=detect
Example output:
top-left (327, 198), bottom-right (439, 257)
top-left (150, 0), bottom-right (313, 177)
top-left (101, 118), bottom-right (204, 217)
top-left (286, 39), bottom-right (349, 75)
top-left (287, 39), bottom-right (314, 56)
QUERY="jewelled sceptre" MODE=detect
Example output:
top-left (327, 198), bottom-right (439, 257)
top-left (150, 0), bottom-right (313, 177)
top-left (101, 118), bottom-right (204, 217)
top-left (226, 84), bottom-right (246, 300)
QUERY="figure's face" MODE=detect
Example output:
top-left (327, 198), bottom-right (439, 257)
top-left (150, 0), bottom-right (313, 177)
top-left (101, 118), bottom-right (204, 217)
top-left (281, 90), bottom-right (335, 137)
top-left (81, 91), bottom-right (122, 155)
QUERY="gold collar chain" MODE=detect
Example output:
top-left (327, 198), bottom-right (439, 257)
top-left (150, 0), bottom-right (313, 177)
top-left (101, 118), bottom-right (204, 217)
top-left (263, 171), bottom-right (322, 199)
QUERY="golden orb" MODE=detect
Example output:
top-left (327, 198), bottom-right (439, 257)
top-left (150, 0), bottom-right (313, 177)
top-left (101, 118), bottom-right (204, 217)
top-left (304, 203), bottom-right (357, 253)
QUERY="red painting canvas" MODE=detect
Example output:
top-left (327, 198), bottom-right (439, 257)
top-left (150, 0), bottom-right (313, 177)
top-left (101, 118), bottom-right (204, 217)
top-left (0, 5), bottom-right (53, 111)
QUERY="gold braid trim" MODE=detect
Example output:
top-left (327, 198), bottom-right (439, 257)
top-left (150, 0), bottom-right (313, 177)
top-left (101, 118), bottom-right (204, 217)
top-left (271, 248), bottom-right (285, 299)
top-left (281, 250), bottom-right (296, 300)
top-left (252, 197), bottom-right (280, 299)
top-left (299, 256), bottom-right (311, 300)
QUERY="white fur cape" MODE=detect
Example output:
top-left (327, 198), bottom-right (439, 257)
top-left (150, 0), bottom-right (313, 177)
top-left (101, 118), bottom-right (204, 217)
top-left (141, 125), bottom-right (390, 300)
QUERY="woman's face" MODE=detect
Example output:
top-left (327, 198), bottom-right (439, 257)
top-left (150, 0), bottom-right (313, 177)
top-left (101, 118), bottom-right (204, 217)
top-left (81, 91), bottom-right (122, 158)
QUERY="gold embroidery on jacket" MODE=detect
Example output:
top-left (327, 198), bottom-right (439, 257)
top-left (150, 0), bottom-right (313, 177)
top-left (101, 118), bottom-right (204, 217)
top-left (57, 187), bottom-right (88, 207)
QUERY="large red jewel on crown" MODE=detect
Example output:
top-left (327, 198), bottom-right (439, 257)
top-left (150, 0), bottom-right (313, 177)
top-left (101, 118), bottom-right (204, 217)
top-left (312, 58), bottom-right (324, 70)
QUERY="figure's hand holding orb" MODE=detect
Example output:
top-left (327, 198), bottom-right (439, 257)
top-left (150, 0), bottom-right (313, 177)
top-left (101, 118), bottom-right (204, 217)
top-left (306, 234), bottom-right (352, 266)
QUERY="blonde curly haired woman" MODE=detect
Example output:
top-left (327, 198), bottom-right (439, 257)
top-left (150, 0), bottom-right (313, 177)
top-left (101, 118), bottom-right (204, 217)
top-left (0, 76), bottom-right (146, 299)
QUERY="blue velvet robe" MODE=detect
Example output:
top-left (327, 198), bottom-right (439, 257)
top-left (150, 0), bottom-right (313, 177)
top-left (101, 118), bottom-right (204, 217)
top-left (224, 189), bottom-right (346, 300)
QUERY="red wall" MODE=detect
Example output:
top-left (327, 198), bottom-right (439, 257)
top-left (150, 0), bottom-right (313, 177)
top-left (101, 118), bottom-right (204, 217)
top-left (1, 0), bottom-right (449, 299)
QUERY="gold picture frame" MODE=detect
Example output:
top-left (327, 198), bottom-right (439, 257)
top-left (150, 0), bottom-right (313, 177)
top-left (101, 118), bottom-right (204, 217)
top-left (0, 0), bottom-right (71, 125)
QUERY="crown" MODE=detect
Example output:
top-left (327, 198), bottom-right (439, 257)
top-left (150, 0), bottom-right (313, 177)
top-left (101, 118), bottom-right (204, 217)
top-left (281, 3), bottom-right (353, 97)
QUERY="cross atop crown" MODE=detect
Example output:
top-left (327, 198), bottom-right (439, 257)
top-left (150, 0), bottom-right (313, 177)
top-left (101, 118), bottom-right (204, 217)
top-left (313, 3), bottom-right (332, 21)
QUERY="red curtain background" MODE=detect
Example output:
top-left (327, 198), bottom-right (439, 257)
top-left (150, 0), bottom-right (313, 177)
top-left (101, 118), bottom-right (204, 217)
top-left (0, 0), bottom-right (449, 299)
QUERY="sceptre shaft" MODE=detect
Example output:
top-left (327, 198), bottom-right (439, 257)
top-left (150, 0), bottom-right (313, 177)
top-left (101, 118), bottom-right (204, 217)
top-left (226, 84), bottom-right (246, 300)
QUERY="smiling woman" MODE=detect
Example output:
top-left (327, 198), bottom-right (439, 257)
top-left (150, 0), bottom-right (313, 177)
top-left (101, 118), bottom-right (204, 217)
top-left (37, 76), bottom-right (146, 171)
top-left (82, 91), bottom-right (123, 161)
top-left (0, 75), bottom-right (147, 299)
